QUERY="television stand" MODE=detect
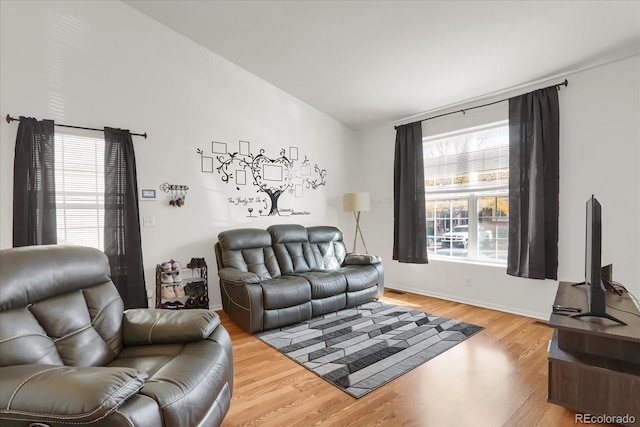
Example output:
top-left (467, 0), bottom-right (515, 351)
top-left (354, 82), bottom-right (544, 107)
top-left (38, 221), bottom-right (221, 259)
top-left (569, 310), bottom-right (627, 325)
top-left (572, 279), bottom-right (623, 296)
top-left (569, 281), bottom-right (627, 325)
top-left (547, 282), bottom-right (640, 425)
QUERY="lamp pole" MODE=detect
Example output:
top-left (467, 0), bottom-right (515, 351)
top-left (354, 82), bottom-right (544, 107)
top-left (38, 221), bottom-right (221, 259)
top-left (353, 211), bottom-right (360, 253)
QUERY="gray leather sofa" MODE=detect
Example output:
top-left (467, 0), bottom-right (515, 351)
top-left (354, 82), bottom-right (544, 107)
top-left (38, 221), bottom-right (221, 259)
top-left (215, 224), bottom-right (384, 333)
top-left (0, 245), bottom-right (233, 427)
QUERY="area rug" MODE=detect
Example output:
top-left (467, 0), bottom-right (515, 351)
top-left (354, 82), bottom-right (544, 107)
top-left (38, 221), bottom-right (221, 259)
top-left (255, 301), bottom-right (484, 398)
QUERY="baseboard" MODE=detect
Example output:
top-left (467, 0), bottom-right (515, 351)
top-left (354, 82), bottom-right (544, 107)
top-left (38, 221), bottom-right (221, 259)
top-left (384, 284), bottom-right (549, 321)
top-left (211, 290), bottom-right (547, 320)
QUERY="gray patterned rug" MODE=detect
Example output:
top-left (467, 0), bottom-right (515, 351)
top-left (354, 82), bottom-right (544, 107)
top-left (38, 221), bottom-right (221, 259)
top-left (255, 301), bottom-right (484, 398)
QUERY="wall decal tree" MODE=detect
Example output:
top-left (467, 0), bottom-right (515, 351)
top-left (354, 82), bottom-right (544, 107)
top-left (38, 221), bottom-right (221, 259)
top-left (198, 142), bottom-right (327, 216)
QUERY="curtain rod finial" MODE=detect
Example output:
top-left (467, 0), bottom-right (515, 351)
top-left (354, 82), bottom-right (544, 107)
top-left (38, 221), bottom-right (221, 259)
top-left (6, 114), bottom-right (13, 124)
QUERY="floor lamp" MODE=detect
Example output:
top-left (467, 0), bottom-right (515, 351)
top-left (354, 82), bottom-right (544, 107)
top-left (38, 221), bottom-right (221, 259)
top-left (343, 192), bottom-right (370, 253)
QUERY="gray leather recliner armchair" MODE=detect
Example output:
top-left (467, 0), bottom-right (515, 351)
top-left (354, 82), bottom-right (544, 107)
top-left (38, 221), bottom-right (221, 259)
top-left (0, 245), bottom-right (233, 427)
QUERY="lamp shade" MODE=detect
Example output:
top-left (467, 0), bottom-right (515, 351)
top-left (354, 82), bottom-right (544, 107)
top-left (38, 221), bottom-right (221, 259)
top-left (343, 192), bottom-right (370, 212)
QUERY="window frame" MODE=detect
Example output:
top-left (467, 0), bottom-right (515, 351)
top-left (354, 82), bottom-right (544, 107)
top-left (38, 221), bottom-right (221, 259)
top-left (424, 121), bottom-right (509, 265)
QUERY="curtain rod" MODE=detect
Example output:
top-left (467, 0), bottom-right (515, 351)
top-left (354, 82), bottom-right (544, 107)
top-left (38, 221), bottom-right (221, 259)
top-left (5, 114), bottom-right (148, 139)
top-left (394, 79), bottom-right (568, 130)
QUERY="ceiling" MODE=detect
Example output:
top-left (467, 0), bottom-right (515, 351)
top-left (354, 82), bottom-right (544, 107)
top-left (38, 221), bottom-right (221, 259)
top-left (124, 1), bottom-right (640, 130)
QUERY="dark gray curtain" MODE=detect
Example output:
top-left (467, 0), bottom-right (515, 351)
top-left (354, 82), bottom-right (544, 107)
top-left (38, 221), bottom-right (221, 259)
top-left (104, 127), bottom-right (147, 309)
top-left (13, 117), bottom-right (57, 247)
top-left (393, 122), bottom-right (428, 264)
top-left (508, 87), bottom-right (559, 279)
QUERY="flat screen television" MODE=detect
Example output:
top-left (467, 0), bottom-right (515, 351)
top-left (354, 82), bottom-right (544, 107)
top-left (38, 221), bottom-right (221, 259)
top-left (571, 195), bottom-right (626, 325)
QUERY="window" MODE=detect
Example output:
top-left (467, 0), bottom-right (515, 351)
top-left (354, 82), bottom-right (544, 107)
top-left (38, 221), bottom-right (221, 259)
top-left (424, 121), bottom-right (509, 263)
top-left (54, 131), bottom-right (105, 250)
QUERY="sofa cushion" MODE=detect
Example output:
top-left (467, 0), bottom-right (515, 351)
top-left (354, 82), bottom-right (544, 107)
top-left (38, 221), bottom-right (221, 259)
top-left (218, 228), bottom-right (271, 250)
top-left (263, 302), bottom-right (312, 330)
top-left (0, 280), bottom-right (124, 368)
top-left (260, 276), bottom-right (311, 310)
top-left (339, 265), bottom-right (379, 292)
top-left (0, 365), bottom-right (146, 424)
top-left (0, 246), bottom-right (124, 368)
top-left (269, 225), bottom-right (317, 273)
top-left (310, 294), bottom-right (347, 317)
top-left (123, 309), bottom-right (220, 346)
top-left (0, 306), bottom-right (63, 366)
top-left (346, 286), bottom-right (380, 308)
top-left (344, 253), bottom-right (382, 265)
top-left (307, 226), bottom-right (343, 243)
top-left (294, 271), bottom-right (347, 299)
top-left (110, 339), bottom-right (232, 427)
top-left (218, 229), bottom-right (281, 279)
top-left (268, 224), bottom-right (309, 243)
top-left (0, 245), bottom-right (111, 311)
top-left (308, 226), bottom-right (347, 269)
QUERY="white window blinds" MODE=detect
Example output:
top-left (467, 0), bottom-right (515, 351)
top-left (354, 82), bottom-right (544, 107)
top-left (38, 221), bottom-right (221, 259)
top-left (54, 131), bottom-right (105, 250)
top-left (423, 122), bottom-right (509, 192)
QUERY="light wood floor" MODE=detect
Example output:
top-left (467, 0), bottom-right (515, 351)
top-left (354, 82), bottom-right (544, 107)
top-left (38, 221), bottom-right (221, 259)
top-left (219, 290), bottom-right (607, 427)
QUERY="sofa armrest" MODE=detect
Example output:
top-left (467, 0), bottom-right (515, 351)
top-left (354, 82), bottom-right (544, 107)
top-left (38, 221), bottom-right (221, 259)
top-left (218, 267), bottom-right (262, 285)
top-left (122, 309), bottom-right (220, 346)
top-left (0, 365), bottom-right (146, 424)
top-left (344, 253), bottom-right (382, 265)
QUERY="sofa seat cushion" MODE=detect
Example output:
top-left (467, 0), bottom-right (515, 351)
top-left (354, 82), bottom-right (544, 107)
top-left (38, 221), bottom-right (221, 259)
top-left (294, 271), bottom-right (347, 299)
top-left (346, 286), bottom-right (380, 308)
top-left (339, 265), bottom-right (379, 292)
top-left (264, 302), bottom-right (312, 330)
top-left (261, 276), bottom-right (311, 310)
top-left (110, 339), bottom-right (232, 427)
top-left (311, 294), bottom-right (347, 317)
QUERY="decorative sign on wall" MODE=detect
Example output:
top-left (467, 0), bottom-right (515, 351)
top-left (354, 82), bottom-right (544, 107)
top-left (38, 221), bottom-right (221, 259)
top-left (197, 140), bottom-right (327, 217)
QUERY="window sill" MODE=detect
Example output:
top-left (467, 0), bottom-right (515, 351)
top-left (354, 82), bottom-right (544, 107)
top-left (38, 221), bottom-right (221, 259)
top-left (428, 255), bottom-right (507, 268)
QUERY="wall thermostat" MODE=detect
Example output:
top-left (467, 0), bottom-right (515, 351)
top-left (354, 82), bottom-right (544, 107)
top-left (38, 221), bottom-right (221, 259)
top-left (140, 189), bottom-right (157, 200)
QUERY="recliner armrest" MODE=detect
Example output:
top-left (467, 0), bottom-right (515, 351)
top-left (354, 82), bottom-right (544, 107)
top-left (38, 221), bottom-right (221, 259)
top-left (344, 253), bottom-right (382, 265)
top-left (122, 309), bottom-right (220, 346)
top-left (218, 267), bottom-right (262, 285)
top-left (0, 365), bottom-right (146, 424)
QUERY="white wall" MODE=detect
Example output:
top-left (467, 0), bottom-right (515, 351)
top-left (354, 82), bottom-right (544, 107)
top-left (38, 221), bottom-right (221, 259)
top-left (2, 1), bottom-right (637, 320)
top-left (0, 1), bottom-right (356, 309)
top-left (356, 56), bottom-right (640, 319)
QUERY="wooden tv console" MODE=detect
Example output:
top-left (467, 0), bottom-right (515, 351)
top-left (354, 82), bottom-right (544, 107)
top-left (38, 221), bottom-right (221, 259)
top-left (547, 282), bottom-right (640, 425)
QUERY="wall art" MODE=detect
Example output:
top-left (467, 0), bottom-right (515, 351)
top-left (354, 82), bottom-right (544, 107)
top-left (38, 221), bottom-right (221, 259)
top-left (197, 141), bottom-right (326, 217)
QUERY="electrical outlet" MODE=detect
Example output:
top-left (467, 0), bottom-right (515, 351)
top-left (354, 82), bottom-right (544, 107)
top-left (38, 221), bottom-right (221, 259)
top-left (465, 278), bottom-right (472, 287)
top-left (143, 217), bottom-right (156, 227)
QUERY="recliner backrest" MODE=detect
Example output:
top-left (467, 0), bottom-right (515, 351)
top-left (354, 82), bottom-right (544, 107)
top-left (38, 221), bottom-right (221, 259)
top-left (217, 228), bottom-right (281, 279)
top-left (268, 224), bottom-right (317, 273)
top-left (0, 245), bottom-right (124, 367)
top-left (307, 226), bottom-right (347, 269)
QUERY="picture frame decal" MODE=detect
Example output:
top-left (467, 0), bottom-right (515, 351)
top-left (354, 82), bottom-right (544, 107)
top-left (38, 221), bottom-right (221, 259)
top-left (236, 170), bottom-right (246, 186)
top-left (212, 141), bottom-right (227, 154)
top-left (201, 156), bottom-right (214, 173)
top-left (239, 140), bottom-right (251, 156)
